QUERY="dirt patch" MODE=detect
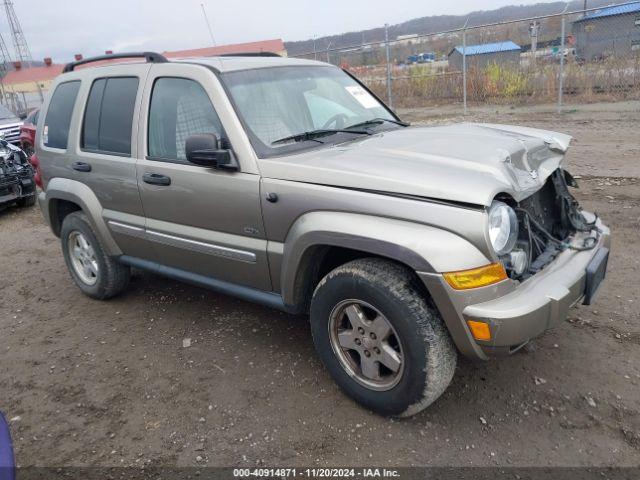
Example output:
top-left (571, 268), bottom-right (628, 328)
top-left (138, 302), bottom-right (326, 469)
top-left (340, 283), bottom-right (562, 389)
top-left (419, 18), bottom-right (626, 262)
top-left (0, 101), bottom-right (638, 467)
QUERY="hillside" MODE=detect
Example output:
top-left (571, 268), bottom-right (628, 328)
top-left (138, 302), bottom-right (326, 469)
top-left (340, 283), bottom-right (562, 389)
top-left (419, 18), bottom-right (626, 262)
top-left (285, 0), bottom-right (613, 56)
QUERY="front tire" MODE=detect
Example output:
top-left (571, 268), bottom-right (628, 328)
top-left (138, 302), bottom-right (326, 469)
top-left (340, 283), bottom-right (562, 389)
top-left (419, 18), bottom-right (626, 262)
top-left (310, 258), bottom-right (456, 417)
top-left (60, 211), bottom-right (130, 300)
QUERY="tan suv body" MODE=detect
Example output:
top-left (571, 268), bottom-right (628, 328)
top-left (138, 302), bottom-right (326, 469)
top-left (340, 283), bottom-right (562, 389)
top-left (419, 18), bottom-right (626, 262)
top-left (36, 53), bottom-right (610, 416)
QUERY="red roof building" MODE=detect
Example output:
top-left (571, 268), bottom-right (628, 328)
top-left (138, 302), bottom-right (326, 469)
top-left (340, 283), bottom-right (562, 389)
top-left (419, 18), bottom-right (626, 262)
top-left (2, 61), bottom-right (64, 94)
top-left (1, 39), bottom-right (287, 95)
top-left (164, 38), bottom-right (286, 58)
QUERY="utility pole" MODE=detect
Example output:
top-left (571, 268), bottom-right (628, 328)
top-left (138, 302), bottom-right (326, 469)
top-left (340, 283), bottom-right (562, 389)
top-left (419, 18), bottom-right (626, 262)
top-left (3, 0), bottom-right (32, 64)
top-left (529, 20), bottom-right (540, 64)
top-left (384, 24), bottom-right (392, 107)
top-left (558, 4), bottom-right (569, 113)
top-left (200, 3), bottom-right (216, 46)
top-left (462, 17), bottom-right (469, 115)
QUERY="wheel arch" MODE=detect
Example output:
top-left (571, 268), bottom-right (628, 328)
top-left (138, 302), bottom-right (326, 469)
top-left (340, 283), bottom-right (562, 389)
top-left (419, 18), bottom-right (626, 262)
top-left (42, 177), bottom-right (121, 256)
top-left (279, 211), bottom-right (490, 312)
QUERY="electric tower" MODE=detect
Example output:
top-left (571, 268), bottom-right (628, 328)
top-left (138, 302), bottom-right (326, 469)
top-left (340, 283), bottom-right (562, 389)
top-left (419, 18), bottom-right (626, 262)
top-left (0, 32), bottom-right (11, 72)
top-left (0, 32), bottom-right (9, 100)
top-left (3, 0), bottom-right (32, 64)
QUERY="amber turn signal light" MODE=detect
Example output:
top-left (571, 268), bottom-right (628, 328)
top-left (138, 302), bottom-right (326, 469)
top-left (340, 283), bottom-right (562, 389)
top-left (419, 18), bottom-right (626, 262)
top-left (443, 263), bottom-right (507, 290)
top-left (466, 320), bottom-right (491, 341)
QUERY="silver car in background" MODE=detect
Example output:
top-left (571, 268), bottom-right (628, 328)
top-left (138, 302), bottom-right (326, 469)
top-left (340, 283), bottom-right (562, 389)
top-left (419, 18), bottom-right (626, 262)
top-left (0, 104), bottom-right (23, 144)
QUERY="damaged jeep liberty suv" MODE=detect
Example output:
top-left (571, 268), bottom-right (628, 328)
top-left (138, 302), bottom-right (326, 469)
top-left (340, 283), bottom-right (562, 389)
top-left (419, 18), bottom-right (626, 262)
top-left (36, 52), bottom-right (610, 417)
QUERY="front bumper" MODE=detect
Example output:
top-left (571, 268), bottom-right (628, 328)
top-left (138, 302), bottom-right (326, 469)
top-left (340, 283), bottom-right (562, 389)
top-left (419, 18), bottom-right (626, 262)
top-left (1, 175), bottom-right (35, 205)
top-left (420, 216), bottom-right (610, 360)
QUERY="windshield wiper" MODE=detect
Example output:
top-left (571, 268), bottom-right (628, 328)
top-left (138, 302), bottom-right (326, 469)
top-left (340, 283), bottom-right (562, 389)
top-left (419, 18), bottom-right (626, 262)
top-left (346, 117), bottom-right (410, 130)
top-left (271, 128), bottom-right (370, 146)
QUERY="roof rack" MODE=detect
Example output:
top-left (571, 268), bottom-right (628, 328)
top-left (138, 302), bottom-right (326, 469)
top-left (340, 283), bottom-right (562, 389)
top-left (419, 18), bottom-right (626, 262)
top-left (63, 51), bottom-right (168, 73)
top-left (219, 52), bottom-right (281, 58)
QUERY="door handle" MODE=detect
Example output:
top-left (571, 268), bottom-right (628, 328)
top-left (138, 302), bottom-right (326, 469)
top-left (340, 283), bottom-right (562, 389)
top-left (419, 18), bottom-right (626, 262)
top-left (143, 172), bottom-right (171, 186)
top-left (71, 161), bottom-right (91, 172)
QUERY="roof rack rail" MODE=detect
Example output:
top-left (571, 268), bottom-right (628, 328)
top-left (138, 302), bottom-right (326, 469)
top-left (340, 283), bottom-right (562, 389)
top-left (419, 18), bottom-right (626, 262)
top-left (219, 52), bottom-right (281, 58)
top-left (63, 51), bottom-right (168, 73)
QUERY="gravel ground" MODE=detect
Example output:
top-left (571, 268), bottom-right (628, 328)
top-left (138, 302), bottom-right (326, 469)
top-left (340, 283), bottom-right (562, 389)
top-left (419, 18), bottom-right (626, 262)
top-left (0, 101), bottom-right (638, 468)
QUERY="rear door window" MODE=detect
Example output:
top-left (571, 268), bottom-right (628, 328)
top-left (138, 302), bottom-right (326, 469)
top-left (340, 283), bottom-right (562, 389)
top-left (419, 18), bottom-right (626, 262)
top-left (43, 81), bottom-right (81, 149)
top-left (82, 77), bottom-right (139, 155)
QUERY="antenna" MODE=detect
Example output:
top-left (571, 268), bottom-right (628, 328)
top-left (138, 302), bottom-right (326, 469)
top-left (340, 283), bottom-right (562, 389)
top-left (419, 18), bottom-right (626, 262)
top-left (200, 3), bottom-right (216, 46)
top-left (3, 0), bottom-right (32, 64)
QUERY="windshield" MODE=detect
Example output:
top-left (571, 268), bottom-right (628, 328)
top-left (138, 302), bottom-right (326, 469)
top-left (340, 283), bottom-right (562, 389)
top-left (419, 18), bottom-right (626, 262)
top-left (221, 66), bottom-right (397, 157)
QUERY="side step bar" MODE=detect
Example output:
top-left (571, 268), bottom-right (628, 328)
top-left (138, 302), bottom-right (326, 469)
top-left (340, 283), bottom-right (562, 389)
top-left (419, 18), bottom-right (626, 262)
top-left (118, 255), bottom-right (297, 314)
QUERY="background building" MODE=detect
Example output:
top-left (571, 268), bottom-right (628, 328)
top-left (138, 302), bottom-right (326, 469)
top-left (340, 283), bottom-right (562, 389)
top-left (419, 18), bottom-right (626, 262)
top-left (1, 58), bottom-right (62, 112)
top-left (164, 38), bottom-right (286, 59)
top-left (448, 40), bottom-right (521, 70)
top-left (2, 58), bottom-right (62, 94)
top-left (0, 39), bottom-right (287, 111)
top-left (572, 1), bottom-right (640, 61)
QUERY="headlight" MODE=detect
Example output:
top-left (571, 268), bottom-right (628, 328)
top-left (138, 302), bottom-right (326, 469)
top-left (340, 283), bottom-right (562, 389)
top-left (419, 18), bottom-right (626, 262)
top-left (488, 201), bottom-right (518, 255)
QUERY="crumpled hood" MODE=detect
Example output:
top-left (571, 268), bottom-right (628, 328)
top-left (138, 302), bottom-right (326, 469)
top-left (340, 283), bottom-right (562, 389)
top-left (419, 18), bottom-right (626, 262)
top-left (259, 123), bottom-right (572, 206)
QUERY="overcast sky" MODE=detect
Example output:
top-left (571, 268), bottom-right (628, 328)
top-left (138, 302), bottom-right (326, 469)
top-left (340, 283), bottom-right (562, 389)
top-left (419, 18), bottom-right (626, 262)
top-left (5, 0), bottom-right (559, 63)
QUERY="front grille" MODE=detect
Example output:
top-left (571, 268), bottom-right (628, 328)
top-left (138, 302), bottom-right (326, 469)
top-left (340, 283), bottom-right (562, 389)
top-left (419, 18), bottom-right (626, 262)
top-left (0, 126), bottom-right (21, 143)
top-left (0, 174), bottom-right (19, 188)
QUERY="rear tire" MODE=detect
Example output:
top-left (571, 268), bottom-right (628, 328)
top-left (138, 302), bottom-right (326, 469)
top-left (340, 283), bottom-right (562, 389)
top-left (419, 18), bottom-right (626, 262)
top-left (60, 211), bottom-right (130, 300)
top-left (310, 258), bottom-right (456, 417)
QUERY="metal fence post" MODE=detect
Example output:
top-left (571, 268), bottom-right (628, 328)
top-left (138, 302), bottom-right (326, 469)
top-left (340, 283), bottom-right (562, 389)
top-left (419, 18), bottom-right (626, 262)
top-left (557, 5), bottom-right (568, 113)
top-left (462, 25), bottom-right (468, 115)
top-left (36, 81), bottom-right (44, 103)
top-left (385, 23), bottom-right (392, 108)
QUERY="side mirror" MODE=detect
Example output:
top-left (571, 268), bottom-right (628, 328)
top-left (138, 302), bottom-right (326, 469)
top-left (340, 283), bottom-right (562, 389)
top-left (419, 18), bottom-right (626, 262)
top-left (185, 134), bottom-right (238, 170)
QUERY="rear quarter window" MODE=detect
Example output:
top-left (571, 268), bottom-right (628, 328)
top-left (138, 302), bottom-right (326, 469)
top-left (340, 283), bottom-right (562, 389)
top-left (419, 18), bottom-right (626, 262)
top-left (82, 77), bottom-right (139, 155)
top-left (43, 81), bottom-right (81, 149)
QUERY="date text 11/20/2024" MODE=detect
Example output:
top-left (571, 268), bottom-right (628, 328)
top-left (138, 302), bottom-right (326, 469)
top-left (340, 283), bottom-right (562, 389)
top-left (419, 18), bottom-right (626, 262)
top-left (233, 468), bottom-right (401, 478)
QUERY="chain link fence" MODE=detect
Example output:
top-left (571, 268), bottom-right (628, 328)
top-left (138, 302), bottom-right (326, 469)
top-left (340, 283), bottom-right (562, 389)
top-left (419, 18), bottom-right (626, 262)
top-left (293, 1), bottom-right (640, 113)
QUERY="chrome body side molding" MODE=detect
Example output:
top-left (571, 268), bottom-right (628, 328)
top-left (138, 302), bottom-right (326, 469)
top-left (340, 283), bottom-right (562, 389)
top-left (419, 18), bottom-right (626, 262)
top-left (107, 221), bottom-right (257, 264)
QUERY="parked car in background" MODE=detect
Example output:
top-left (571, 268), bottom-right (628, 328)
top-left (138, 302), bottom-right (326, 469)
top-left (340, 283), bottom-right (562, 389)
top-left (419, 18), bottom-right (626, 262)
top-left (19, 108), bottom-right (39, 158)
top-left (407, 52), bottom-right (436, 64)
top-left (0, 139), bottom-right (36, 210)
top-left (0, 104), bottom-right (23, 145)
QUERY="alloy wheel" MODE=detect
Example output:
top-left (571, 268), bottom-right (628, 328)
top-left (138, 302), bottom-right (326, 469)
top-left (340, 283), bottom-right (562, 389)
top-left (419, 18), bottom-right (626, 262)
top-left (328, 299), bottom-right (404, 391)
top-left (67, 231), bottom-right (99, 286)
